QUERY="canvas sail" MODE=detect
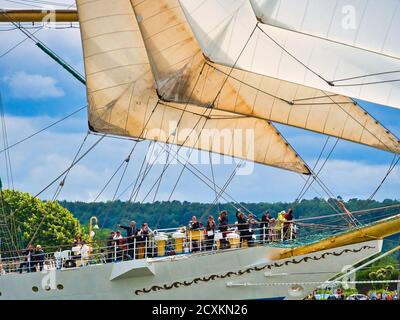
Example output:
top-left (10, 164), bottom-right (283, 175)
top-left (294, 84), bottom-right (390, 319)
top-left (180, 0), bottom-right (400, 110)
top-left (249, 0), bottom-right (400, 59)
top-left (130, 0), bottom-right (400, 154)
top-left (76, 0), bottom-right (310, 174)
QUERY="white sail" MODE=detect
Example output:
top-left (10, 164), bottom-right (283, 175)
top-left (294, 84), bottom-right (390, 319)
top-left (131, 0), bottom-right (400, 154)
top-left (249, 0), bottom-right (400, 59)
top-left (181, 0), bottom-right (400, 110)
top-left (76, 0), bottom-right (310, 174)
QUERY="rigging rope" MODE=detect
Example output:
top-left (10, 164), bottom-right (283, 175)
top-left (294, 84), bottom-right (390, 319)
top-left (294, 136), bottom-right (331, 203)
top-left (0, 92), bottom-right (14, 190)
top-left (156, 142), bottom-right (249, 214)
top-left (28, 134), bottom-right (105, 244)
top-left (256, 24), bottom-right (400, 87)
top-left (209, 151), bottom-right (220, 214)
top-left (51, 132), bottom-right (89, 201)
top-left (0, 11), bottom-right (85, 84)
top-left (141, 25), bottom-right (259, 204)
top-left (0, 105), bottom-right (86, 154)
top-left (367, 155), bottom-right (400, 201)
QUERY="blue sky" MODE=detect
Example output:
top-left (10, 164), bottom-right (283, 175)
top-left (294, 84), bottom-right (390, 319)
top-left (0, 0), bottom-right (399, 203)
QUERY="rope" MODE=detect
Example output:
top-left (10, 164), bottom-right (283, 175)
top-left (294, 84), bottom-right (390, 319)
top-left (331, 70), bottom-right (400, 83)
top-left (142, 25), bottom-right (259, 204)
top-left (0, 92), bottom-right (14, 190)
top-left (256, 24), bottom-right (331, 86)
top-left (294, 136), bottom-right (331, 203)
top-left (209, 151), bottom-right (220, 214)
top-left (256, 25), bottom-right (400, 87)
top-left (28, 134), bottom-right (105, 245)
top-left (159, 143), bottom-right (251, 213)
top-left (200, 160), bottom-right (243, 222)
top-left (367, 155), bottom-right (400, 201)
top-left (34, 134), bottom-right (105, 199)
top-left (0, 11), bottom-right (85, 84)
top-left (227, 280), bottom-right (400, 287)
top-left (51, 132), bottom-right (89, 201)
top-left (0, 105), bottom-right (86, 154)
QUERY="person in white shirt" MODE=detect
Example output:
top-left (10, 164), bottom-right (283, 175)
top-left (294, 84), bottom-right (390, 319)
top-left (80, 241), bottom-right (90, 266)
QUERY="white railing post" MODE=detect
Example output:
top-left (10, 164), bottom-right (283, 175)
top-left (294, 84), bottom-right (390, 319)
top-left (281, 226), bottom-right (284, 242)
top-left (290, 224), bottom-right (293, 240)
top-left (199, 231), bottom-right (202, 251)
top-left (133, 238), bottom-right (136, 260)
top-left (145, 237), bottom-right (148, 259)
top-left (189, 231), bottom-right (192, 252)
top-left (114, 241), bottom-right (117, 262)
top-left (263, 225), bottom-right (266, 243)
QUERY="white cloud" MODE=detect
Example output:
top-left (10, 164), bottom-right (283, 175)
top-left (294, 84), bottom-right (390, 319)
top-left (4, 71), bottom-right (64, 99)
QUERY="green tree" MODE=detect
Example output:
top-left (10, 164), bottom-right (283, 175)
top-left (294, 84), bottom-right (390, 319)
top-left (1, 189), bottom-right (87, 252)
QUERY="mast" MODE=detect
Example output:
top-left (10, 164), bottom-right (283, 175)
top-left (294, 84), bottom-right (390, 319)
top-left (0, 9), bottom-right (78, 22)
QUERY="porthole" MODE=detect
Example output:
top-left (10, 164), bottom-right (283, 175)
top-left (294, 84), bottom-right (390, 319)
top-left (32, 286), bottom-right (39, 292)
top-left (288, 284), bottom-right (304, 298)
top-left (57, 284), bottom-right (64, 290)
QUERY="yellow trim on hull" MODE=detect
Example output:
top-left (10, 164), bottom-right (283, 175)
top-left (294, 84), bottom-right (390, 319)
top-left (280, 215), bottom-right (400, 259)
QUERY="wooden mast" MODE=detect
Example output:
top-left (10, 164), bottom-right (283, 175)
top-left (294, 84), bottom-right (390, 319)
top-left (0, 9), bottom-right (78, 23)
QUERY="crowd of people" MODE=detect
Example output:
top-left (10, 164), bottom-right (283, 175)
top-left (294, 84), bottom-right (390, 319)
top-left (12, 208), bottom-right (296, 272)
top-left (306, 289), bottom-right (400, 300)
top-left (98, 208), bottom-right (296, 262)
top-left (17, 244), bottom-right (46, 273)
top-left (103, 208), bottom-right (297, 262)
top-left (106, 221), bottom-right (153, 261)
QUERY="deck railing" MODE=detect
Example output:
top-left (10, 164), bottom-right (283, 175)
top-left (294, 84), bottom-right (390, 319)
top-left (0, 222), bottom-right (296, 275)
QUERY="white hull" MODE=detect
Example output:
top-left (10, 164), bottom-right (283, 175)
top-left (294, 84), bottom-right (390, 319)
top-left (0, 240), bottom-right (382, 300)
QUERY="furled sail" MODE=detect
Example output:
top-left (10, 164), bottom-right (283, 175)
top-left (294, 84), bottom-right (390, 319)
top-left (130, 0), bottom-right (400, 154)
top-left (180, 0), bottom-right (400, 110)
top-left (76, 0), bottom-right (310, 174)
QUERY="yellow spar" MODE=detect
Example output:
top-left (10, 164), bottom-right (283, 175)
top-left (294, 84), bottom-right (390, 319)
top-left (0, 10), bottom-right (78, 23)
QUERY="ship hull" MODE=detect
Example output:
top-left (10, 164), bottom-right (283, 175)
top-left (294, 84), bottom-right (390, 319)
top-left (0, 240), bottom-right (382, 300)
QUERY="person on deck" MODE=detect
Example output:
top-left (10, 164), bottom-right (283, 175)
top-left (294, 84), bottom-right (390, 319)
top-left (247, 213), bottom-right (258, 246)
top-left (137, 223), bottom-right (152, 258)
top-left (205, 215), bottom-right (216, 251)
top-left (275, 211), bottom-right (287, 241)
top-left (18, 244), bottom-right (34, 273)
top-left (218, 211), bottom-right (230, 249)
top-left (118, 221), bottom-right (138, 260)
top-left (73, 235), bottom-right (82, 247)
top-left (261, 211), bottom-right (272, 243)
top-left (283, 208), bottom-right (294, 240)
top-left (80, 241), bottom-right (90, 266)
top-left (189, 216), bottom-right (202, 252)
top-left (106, 231), bottom-right (116, 262)
top-left (236, 209), bottom-right (249, 248)
top-left (32, 245), bottom-right (45, 272)
top-left (113, 231), bottom-right (123, 261)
